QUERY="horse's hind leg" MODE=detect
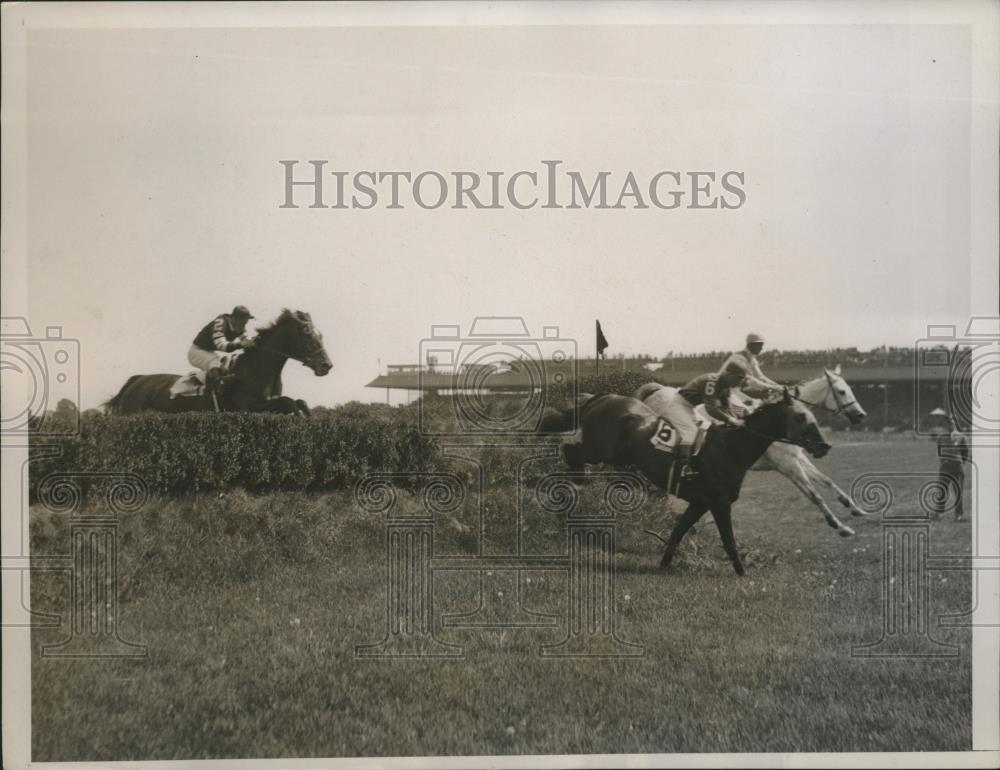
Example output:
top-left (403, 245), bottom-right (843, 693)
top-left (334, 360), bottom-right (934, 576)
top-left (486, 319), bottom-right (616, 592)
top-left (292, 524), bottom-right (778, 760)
top-left (659, 501), bottom-right (707, 573)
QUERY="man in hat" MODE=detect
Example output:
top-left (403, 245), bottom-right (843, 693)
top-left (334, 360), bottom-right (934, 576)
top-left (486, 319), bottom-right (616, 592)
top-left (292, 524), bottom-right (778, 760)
top-left (188, 305), bottom-right (256, 387)
top-left (719, 333), bottom-right (782, 398)
top-left (933, 413), bottom-right (969, 521)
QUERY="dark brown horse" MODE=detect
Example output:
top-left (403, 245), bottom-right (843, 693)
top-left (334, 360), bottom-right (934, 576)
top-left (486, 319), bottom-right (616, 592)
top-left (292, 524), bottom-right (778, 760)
top-left (561, 389), bottom-right (831, 575)
top-left (104, 309), bottom-right (332, 415)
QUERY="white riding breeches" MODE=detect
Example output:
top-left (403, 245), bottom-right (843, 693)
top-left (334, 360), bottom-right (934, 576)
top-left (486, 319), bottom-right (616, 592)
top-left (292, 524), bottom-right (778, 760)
top-left (187, 344), bottom-right (226, 372)
top-left (643, 387), bottom-right (675, 418)
top-left (662, 394), bottom-right (700, 446)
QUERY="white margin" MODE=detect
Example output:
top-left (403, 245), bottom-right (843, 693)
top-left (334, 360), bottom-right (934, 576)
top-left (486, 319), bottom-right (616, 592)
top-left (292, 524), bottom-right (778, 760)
top-left (2, 2), bottom-right (998, 769)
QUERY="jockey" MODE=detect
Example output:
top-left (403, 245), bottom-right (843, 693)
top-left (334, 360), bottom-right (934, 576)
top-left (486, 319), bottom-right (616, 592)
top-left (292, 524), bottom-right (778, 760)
top-left (719, 332), bottom-right (782, 399)
top-left (188, 305), bottom-right (256, 385)
top-left (664, 369), bottom-right (746, 479)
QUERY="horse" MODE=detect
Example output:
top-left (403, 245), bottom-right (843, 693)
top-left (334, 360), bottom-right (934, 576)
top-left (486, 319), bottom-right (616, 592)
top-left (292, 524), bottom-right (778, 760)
top-left (633, 365), bottom-right (869, 536)
top-left (561, 389), bottom-right (831, 575)
top-left (104, 309), bottom-right (332, 415)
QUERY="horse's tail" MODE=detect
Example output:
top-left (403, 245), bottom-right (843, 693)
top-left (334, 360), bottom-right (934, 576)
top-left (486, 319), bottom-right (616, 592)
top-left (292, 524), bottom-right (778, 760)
top-left (538, 392), bottom-right (596, 433)
top-left (103, 375), bottom-right (143, 414)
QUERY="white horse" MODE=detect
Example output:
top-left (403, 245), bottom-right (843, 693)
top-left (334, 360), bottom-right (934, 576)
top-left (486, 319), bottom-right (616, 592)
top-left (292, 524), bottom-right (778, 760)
top-left (634, 366), bottom-right (869, 537)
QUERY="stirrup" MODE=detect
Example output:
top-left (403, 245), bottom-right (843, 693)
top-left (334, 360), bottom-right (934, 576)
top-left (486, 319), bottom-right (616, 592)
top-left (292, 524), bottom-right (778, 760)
top-left (205, 367), bottom-right (224, 393)
top-left (680, 464), bottom-right (698, 479)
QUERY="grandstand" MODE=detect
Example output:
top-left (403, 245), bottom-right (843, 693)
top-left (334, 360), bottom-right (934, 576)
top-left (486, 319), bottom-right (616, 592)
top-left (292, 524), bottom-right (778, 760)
top-left (366, 346), bottom-right (969, 431)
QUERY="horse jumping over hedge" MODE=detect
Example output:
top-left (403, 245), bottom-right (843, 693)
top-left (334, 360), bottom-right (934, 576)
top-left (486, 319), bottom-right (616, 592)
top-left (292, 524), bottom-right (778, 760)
top-left (104, 309), bottom-right (332, 415)
top-left (560, 389), bottom-right (831, 576)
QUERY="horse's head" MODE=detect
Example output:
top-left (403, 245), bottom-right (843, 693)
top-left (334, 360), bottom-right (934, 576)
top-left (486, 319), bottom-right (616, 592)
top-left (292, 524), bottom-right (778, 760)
top-left (260, 309), bottom-right (332, 376)
top-left (749, 390), bottom-right (831, 458)
top-left (821, 365), bottom-right (866, 424)
top-left (795, 364), bottom-right (866, 425)
top-left (783, 389), bottom-right (832, 457)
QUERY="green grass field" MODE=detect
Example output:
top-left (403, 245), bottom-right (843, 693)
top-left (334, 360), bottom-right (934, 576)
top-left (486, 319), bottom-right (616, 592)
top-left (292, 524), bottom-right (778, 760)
top-left (30, 437), bottom-right (973, 760)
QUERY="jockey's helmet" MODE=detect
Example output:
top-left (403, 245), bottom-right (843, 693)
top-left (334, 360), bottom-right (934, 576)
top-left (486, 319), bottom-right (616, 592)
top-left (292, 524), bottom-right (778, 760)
top-left (719, 367), bottom-right (746, 387)
top-left (746, 332), bottom-right (764, 345)
top-left (231, 305), bottom-right (254, 320)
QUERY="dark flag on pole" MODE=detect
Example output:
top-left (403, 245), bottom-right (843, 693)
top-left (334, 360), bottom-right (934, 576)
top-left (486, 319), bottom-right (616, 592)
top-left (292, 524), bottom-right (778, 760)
top-left (596, 320), bottom-right (609, 358)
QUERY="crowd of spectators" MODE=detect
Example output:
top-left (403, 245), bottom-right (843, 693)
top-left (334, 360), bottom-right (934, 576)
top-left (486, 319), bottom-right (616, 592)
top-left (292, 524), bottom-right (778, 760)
top-left (656, 346), bottom-right (922, 369)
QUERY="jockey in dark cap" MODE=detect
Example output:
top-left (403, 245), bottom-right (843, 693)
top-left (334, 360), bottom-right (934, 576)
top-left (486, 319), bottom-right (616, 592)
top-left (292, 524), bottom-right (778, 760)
top-left (665, 369), bottom-right (747, 481)
top-left (188, 305), bottom-right (256, 388)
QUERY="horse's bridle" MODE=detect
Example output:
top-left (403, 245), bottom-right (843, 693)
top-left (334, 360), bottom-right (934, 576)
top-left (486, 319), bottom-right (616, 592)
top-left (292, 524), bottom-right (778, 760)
top-left (246, 339), bottom-right (328, 371)
top-left (730, 392), bottom-right (830, 452)
top-left (791, 371), bottom-right (859, 416)
top-left (297, 340), bottom-right (330, 371)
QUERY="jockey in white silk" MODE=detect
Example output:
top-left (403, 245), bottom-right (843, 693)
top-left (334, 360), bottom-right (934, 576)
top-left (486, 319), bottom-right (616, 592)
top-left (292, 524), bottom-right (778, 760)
top-left (719, 332), bottom-right (781, 398)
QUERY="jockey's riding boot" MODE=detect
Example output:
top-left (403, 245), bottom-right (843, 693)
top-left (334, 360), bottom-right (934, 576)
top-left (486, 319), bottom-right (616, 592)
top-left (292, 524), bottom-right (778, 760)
top-left (205, 366), bottom-right (224, 394)
top-left (678, 445), bottom-right (698, 479)
top-left (668, 445), bottom-right (693, 496)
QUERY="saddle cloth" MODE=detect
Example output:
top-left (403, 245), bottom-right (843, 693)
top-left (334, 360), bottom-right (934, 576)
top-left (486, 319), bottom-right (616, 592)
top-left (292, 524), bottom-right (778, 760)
top-left (169, 372), bottom-right (207, 399)
top-left (648, 418), bottom-right (707, 456)
top-left (168, 350), bottom-right (243, 399)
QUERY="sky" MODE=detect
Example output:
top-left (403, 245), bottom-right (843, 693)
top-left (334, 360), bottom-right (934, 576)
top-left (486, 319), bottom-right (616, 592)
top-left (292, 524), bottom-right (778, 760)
top-left (22, 23), bottom-right (974, 409)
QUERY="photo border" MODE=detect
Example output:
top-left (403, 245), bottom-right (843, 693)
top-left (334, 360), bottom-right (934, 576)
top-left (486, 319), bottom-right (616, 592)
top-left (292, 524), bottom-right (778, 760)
top-left (3, 1), bottom-right (997, 768)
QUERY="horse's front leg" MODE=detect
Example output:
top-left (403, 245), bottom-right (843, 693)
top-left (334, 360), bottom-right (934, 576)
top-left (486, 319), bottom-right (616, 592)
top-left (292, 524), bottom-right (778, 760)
top-left (773, 447), bottom-right (855, 536)
top-left (659, 501), bottom-right (707, 573)
top-left (799, 456), bottom-right (868, 517)
top-left (789, 465), bottom-right (855, 536)
top-left (258, 396), bottom-right (301, 414)
top-left (707, 500), bottom-right (745, 576)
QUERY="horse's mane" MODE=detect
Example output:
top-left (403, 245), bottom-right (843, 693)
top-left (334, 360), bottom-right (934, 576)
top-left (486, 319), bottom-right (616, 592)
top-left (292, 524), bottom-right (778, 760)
top-left (794, 366), bottom-right (842, 387)
top-left (743, 398), bottom-right (788, 426)
top-left (255, 309), bottom-right (312, 339)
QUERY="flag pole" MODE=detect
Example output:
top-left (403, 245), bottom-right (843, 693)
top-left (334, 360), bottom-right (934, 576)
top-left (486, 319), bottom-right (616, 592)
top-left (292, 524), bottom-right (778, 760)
top-left (595, 320), bottom-right (600, 377)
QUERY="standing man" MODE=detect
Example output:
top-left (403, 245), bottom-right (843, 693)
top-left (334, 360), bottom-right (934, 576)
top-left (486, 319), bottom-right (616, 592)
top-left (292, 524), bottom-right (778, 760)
top-left (719, 333), bottom-right (782, 398)
top-left (189, 305), bottom-right (256, 388)
top-left (934, 414), bottom-right (969, 521)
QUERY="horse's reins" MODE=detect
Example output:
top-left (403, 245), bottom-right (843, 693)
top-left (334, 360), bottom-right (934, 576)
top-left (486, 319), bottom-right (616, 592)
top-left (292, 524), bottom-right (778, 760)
top-left (245, 339), bottom-right (327, 370)
top-left (729, 390), bottom-right (829, 451)
top-left (728, 419), bottom-right (811, 448)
